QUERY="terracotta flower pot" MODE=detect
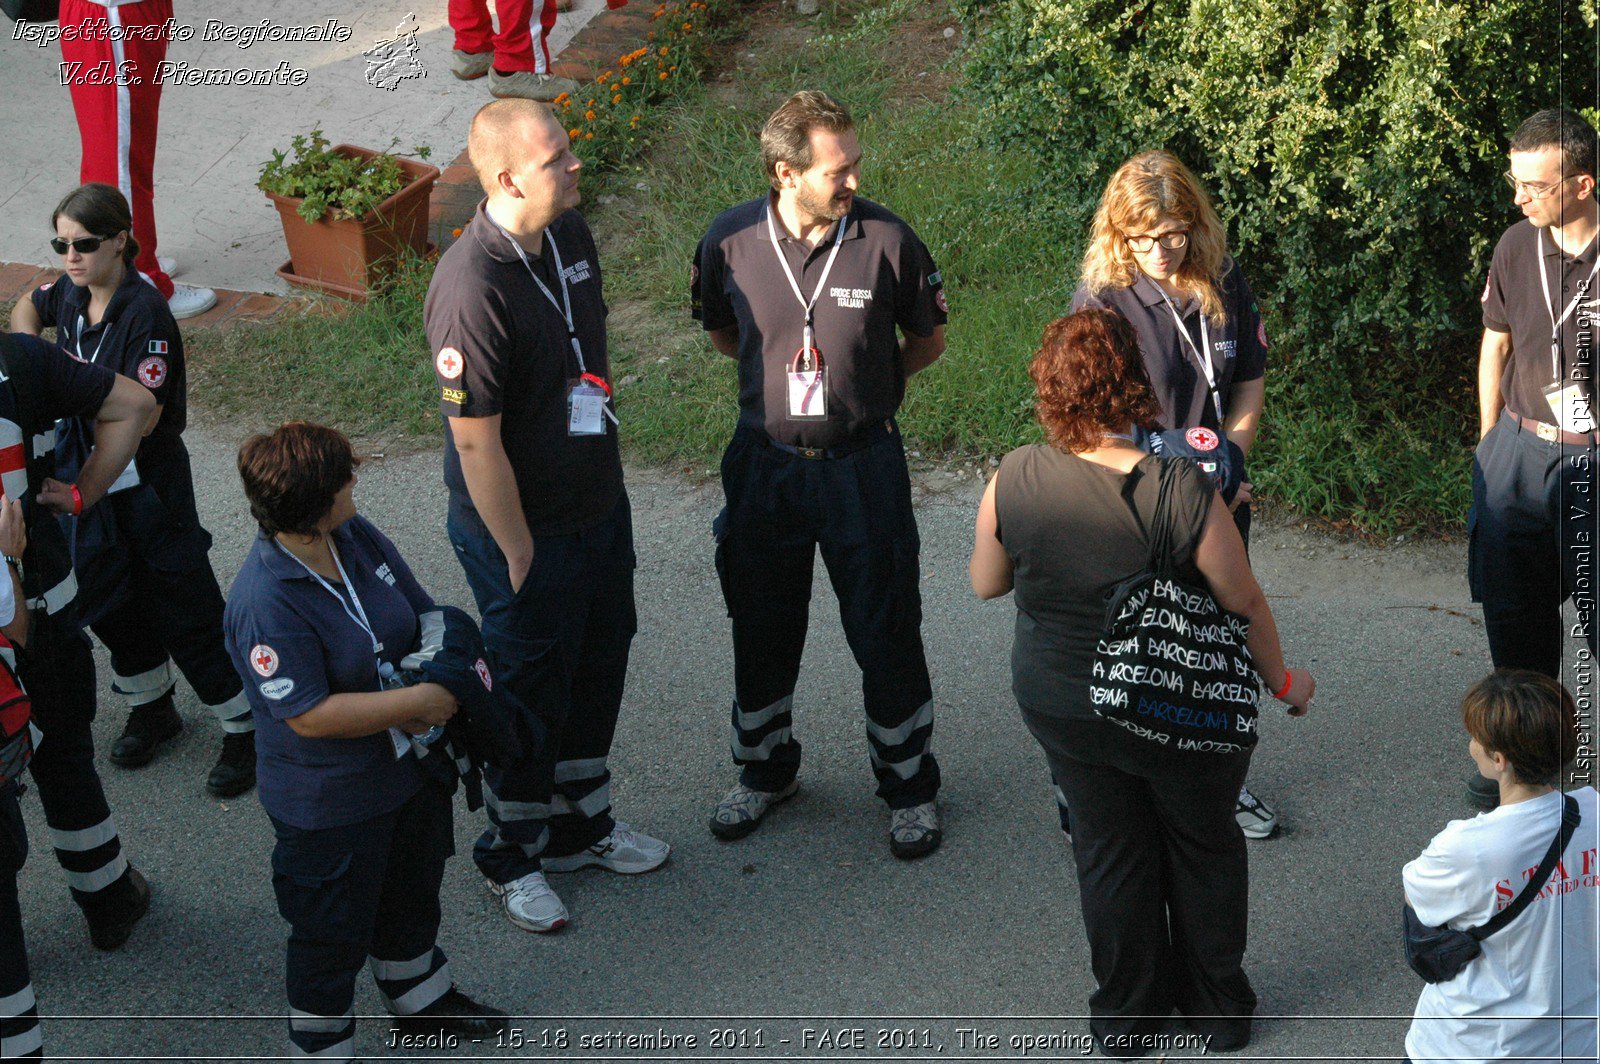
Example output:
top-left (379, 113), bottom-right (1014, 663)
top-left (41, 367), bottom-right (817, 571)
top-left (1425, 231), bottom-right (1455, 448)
top-left (267, 144), bottom-right (440, 300)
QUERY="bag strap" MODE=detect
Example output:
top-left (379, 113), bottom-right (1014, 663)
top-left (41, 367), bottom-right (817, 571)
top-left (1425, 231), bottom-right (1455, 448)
top-left (1471, 794), bottom-right (1581, 941)
top-left (1146, 457), bottom-right (1182, 579)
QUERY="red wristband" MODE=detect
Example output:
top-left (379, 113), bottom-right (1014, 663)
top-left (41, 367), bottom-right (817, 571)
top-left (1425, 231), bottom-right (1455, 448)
top-left (69, 484), bottom-right (83, 517)
top-left (1272, 670), bottom-right (1293, 701)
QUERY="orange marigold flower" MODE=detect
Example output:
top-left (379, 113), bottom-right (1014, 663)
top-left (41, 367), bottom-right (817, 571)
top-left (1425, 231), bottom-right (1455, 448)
top-left (631, 114), bottom-right (641, 121)
top-left (584, 132), bottom-right (594, 140)
top-left (569, 128), bottom-right (581, 138)
top-left (451, 227), bottom-right (463, 238)
top-left (622, 75), bottom-right (632, 84)
top-left (682, 21), bottom-right (692, 28)
top-left (587, 98), bottom-right (596, 106)
top-left (669, 65), bottom-right (677, 71)
top-left (659, 46), bottom-right (669, 55)
top-left (659, 70), bottom-right (668, 79)
top-left (610, 82), bottom-right (620, 91)
top-left (585, 109), bottom-right (597, 121)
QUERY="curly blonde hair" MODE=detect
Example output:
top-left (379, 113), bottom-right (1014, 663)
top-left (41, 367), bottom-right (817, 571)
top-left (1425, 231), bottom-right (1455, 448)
top-left (1080, 151), bottom-right (1229, 324)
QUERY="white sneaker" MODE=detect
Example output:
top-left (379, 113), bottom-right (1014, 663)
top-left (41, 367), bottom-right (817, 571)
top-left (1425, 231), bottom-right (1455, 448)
top-left (486, 872), bottom-right (568, 933)
top-left (451, 49), bottom-right (492, 80)
top-left (889, 801), bottom-right (942, 860)
top-left (708, 779), bottom-right (799, 840)
top-left (156, 255), bottom-right (179, 278)
top-left (1235, 785), bottom-right (1279, 839)
top-left (488, 68), bottom-right (580, 101)
top-left (542, 822), bottom-right (670, 874)
top-left (167, 283), bottom-right (216, 320)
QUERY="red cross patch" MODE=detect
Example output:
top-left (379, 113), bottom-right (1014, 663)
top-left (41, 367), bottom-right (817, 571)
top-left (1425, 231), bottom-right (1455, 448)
top-left (137, 356), bottom-right (167, 389)
top-left (249, 644), bottom-right (279, 677)
top-left (1185, 427), bottom-right (1220, 451)
top-left (474, 657), bottom-right (493, 691)
top-left (436, 347), bottom-right (465, 380)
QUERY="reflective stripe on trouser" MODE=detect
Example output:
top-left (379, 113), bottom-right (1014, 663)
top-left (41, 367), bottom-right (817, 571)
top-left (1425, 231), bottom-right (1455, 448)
top-left (208, 690), bottom-right (255, 734)
top-left (715, 428), bottom-right (940, 807)
top-left (449, 498), bottom-right (635, 884)
top-left (272, 783), bottom-right (454, 1061)
top-left (2, 784), bottom-right (42, 1059)
top-left (111, 660), bottom-right (174, 707)
top-left (17, 617), bottom-right (127, 904)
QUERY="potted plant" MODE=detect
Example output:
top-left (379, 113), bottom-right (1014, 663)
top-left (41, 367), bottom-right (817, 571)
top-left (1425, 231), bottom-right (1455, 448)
top-left (259, 129), bottom-right (439, 300)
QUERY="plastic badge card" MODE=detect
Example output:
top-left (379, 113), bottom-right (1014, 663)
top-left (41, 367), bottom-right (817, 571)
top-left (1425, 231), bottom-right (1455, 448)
top-left (787, 349), bottom-right (827, 420)
top-left (567, 381), bottom-right (608, 436)
top-left (1545, 380), bottom-right (1596, 434)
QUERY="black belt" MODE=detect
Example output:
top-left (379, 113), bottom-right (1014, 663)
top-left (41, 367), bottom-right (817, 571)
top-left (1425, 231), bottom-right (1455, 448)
top-left (745, 419), bottom-right (895, 460)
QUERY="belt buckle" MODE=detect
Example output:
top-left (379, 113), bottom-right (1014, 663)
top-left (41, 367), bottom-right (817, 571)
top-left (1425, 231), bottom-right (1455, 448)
top-left (799, 447), bottom-right (822, 460)
top-left (1535, 421), bottom-right (1560, 443)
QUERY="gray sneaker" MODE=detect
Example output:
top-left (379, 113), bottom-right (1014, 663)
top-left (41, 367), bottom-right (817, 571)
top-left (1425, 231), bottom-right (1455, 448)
top-left (1235, 785), bottom-right (1279, 839)
top-left (486, 872), bottom-right (568, 933)
top-left (889, 801), bottom-right (941, 859)
top-left (452, 49), bottom-right (492, 80)
top-left (709, 779), bottom-right (798, 840)
top-left (488, 69), bottom-right (580, 101)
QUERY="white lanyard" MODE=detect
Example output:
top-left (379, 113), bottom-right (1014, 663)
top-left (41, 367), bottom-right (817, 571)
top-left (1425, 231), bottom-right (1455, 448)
top-left (1157, 289), bottom-right (1221, 421)
top-left (493, 219), bottom-right (590, 376)
top-left (278, 539), bottom-right (392, 686)
top-left (766, 203), bottom-right (847, 356)
top-left (75, 314), bottom-right (109, 365)
top-left (1536, 228), bottom-right (1600, 381)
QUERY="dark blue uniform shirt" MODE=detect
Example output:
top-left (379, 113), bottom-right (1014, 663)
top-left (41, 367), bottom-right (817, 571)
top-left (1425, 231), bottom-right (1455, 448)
top-left (1072, 260), bottom-right (1267, 433)
top-left (224, 515), bottom-right (435, 830)
top-left (0, 332), bottom-right (116, 619)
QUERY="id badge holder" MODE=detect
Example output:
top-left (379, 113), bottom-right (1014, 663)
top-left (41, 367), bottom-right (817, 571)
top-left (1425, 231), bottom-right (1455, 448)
top-left (1545, 375), bottom-right (1595, 434)
top-left (787, 347), bottom-right (828, 420)
top-left (567, 380), bottom-right (608, 436)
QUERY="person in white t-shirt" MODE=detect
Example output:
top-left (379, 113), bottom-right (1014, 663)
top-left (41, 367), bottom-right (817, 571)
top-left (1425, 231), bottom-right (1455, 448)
top-left (1403, 669), bottom-right (1598, 1064)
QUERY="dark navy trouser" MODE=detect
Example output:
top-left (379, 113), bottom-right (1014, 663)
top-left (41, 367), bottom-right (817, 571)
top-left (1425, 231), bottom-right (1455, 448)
top-left (1470, 411), bottom-right (1600, 675)
top-left (270, 780), bottom-right (455, 1061)
top-left (1, 781), bottom-right (41, 1059)
top-left (1024, 711), bottom-right (1255, 1057)
top-left (20, 612), bottom-right (130, 913)
top-left (450, 496), bottom-right (636, 883)
top-left (714, 425), bottom-right (939, 809)
top-left (90, 556), bottom-right (251, 731)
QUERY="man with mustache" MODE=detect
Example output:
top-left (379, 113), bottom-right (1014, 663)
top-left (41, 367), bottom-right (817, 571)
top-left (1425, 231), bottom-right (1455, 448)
top-left (691, 91), bottom-right (949, 858)
top-left (1472, 108), bottom-right (1600, 809)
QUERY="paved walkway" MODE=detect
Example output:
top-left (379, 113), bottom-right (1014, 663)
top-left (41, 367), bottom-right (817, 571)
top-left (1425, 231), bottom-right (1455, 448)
top-left (0, 0), bottom-right (662, 314)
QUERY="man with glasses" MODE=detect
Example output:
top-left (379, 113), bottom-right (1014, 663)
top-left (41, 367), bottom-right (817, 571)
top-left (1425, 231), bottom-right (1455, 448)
top-left (1472, 108), bottom-right (1600, 808)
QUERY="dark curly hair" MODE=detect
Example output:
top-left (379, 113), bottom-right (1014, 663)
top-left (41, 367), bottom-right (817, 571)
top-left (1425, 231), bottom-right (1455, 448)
top-left (1030, 308), bottom-right (1162, 453)
top-left (237, 421), bottom-right (360, 537)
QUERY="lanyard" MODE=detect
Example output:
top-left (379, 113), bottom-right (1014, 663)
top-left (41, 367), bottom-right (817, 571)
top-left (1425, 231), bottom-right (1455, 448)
top-left (1536, 228), bottom-right (1600, 381)
top-left (766, 203), bottom-right (847, 356)
top-left (278, 539), bottom-right (393, 688)
top-left (493, 219), bottom-right (589, 376)
top-left (1156, 289), bottom-right (1221, 422)
top-left (75, 315), bottom-right (109, 365)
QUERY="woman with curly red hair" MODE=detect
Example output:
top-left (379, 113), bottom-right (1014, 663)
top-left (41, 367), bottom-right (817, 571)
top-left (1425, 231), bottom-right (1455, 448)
top-left (970, 309), bottom-right (1314, 1058)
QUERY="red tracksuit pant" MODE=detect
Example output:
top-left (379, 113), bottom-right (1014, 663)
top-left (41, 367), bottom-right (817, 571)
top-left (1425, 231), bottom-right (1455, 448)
top-left (59, 0), bottom-right (174, 299)
top-left (449, 0), bottom-right (558, 74)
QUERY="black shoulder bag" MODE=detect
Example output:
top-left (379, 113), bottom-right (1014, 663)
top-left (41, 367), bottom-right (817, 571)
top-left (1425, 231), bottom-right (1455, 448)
top-left (1403, 794), bottom-right (1581, 983)
top-left (1088, 458), bottom-right (1260, 755)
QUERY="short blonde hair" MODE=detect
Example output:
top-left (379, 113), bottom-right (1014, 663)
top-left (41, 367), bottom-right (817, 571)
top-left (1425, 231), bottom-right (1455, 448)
top-left (1080, 151), bottom-right (1229, 324)
top-left (468, 98), bottom-right (556, 197)
top-left (760, 91), bottom-right (854, 190)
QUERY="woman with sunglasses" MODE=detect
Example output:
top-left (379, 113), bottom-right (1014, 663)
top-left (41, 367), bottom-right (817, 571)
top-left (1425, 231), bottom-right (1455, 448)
top-left (1070, 150), bottom-right (1278, 840)
top-left (8, 183), bottom-right (255, 797)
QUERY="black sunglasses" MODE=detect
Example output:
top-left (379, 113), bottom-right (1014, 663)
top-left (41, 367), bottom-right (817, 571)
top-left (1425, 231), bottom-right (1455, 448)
top-left (49, 234), bottom-right (116, 255)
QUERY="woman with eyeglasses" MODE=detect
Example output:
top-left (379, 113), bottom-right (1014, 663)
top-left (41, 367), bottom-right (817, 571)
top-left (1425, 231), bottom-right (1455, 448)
top-left (1070, 150), bottom-right (1279, 840)
top-left (7, 183), bottom-right (256, 797)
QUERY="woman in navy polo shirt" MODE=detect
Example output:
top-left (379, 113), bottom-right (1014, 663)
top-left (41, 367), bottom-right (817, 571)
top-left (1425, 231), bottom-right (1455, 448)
top-left (224, 422), bottom-right (505, 1061)
top-left (1070, 151), bottom-right (1278, 840)
top-left (7, 182), bottom-right (255, 797)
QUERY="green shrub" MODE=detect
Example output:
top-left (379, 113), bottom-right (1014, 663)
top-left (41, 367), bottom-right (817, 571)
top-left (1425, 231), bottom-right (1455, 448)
top-left (964, 0), bottom-right (1597, 534)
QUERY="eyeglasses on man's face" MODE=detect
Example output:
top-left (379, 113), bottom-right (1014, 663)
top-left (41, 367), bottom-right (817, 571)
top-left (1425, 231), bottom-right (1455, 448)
top-left (1503, 171), bottom-right (1577, 200)
top-left (1124, 230), bottom-right (1189, 253)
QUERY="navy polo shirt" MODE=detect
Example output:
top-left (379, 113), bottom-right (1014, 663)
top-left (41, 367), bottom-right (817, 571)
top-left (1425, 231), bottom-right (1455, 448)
top-left (224, 515), bottom-right (434, 830)
top-left (1072, 260), bottom-right (1267, 433)
top-left (426, 201), bottom-right (623, 538)
top-left (692, 195), bottom-right (947, 449)
top-left (1481, 219), bottom-right (1600, 422)
top-left (0, 332), bottom-right (116, 618)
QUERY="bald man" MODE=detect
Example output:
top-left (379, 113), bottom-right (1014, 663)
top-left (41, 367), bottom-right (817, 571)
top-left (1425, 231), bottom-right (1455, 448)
top-left (425, 100), bottom-right (668, 935)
